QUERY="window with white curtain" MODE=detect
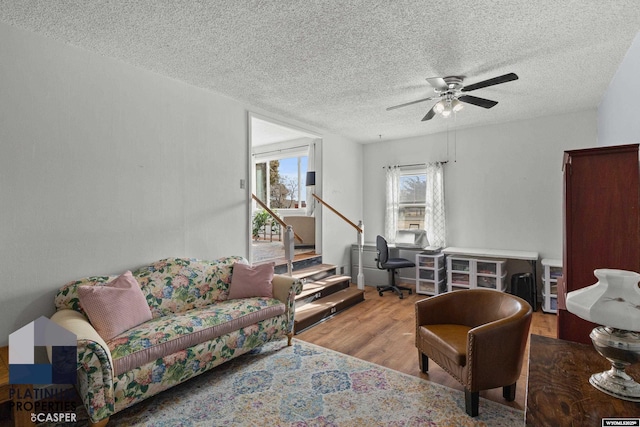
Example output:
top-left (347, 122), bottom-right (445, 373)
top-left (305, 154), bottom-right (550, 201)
top-left (385, 163), bottom-right (446, 247)
top-left (398, 172), bottom-right (427, 230)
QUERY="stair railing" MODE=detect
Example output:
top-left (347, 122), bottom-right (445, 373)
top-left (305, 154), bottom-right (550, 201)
top-left (251, 194), bottom-right (303, 243)
top-left (311, 193), bottom-right (365, 290)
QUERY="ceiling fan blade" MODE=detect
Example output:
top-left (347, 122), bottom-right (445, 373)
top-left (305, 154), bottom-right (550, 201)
top-left (461, 73), bottom-right (519, 92)
top-left (426, 77), bottom-right (448, 92)
top-left (386, 96), bottom-right (435, 111)
top-left (421, 106), bottom-right (437, 121)
top-left (459, 95), bottom-right (498, 109)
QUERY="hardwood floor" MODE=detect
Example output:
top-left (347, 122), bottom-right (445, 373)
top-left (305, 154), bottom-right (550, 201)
top-left (296, 285), bottom-right (557, 411)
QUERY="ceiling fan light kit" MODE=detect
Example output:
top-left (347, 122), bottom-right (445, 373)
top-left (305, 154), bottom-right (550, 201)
top-left (387, 73), bottom-right (519, 121)
top-left (434, 98), bottom-right (464, 118)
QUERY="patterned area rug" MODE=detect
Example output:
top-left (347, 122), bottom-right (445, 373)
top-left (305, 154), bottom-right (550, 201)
top-left (54, 339), bottom-right (524, 426)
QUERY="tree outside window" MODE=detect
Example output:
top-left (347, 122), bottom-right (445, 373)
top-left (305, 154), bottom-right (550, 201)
top-left (398, 173), bottom-right (426, 230)
top-left (255, 156), bottom-right (308, 209)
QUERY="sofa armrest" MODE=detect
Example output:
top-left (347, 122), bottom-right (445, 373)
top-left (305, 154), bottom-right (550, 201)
top-left (272, 274), bottom-right (303, 303)
top-left (50, 310), bottom-right (116, 423)
top-left (272, 274), bottom-right (303, 335)
top-left (50, 309), bottom-right (114, 371)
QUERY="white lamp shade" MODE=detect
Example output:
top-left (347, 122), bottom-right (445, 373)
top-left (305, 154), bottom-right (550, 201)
top-left (433, 100), bottom-right (445, 114)
top-left (566, 269), bottom-right (640, 331)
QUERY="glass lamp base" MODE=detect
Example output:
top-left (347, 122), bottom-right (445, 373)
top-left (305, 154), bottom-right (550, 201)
top-left (590, 369), bottom-right (640, 402)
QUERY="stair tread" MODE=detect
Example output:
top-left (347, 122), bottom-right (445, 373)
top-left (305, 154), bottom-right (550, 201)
top-left (276, 253), bottom-right (320, 266)
top-left (291, 264), bottom-right (338, 279)
top-left (297, 275), bottom-right (352, 298)
top-left (295, 287), bottom-right (365, 318)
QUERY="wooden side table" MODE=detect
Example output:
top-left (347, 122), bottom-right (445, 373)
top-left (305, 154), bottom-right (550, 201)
top-left (0, 346), bottom-right (34, 427)
top-left (526, 334), bottom-right (640, 426)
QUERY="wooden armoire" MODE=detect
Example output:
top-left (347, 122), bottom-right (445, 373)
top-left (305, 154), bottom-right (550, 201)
top-left (559, 144), bottom-right (640, 344)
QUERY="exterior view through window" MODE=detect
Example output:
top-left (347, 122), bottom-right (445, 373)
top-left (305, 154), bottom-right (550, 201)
top-left (255, 155), bottom-right (308, 209)
top-left (398, 172), bottom-right (426, 230)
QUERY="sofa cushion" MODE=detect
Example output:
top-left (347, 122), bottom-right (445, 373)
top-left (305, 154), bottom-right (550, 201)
top-left (55, 275), bottom-right (117, 316)
top-left (78, 271), bottom-right (153, 341)
top-left (228, 262), bottom-right (274, 299)
top-left (133, 257), bottom-right (245, 317)
top-left (55, 257), bottom-right (246, 318)
top-left (107, 297), bottom-right (285, 376)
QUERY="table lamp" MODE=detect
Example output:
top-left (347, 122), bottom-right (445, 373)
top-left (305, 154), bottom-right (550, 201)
top-left (565, 269), bottom-right (640, 401)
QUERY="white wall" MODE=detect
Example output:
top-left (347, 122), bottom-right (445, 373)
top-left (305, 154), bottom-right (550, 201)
top-left (320, 134), bottom-right (363, 274)
top-left (598, 32), bottom-right (640, 146)
top-left (0, 22), bottom-right (250, 346)
top-left (0, 22), bottom-right (364, 346)
top-left (363, 110), bottom-right (597, 260)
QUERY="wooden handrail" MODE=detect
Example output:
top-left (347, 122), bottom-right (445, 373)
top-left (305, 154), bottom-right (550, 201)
top-left (312, 193), bottom-right (363, 233)
top-left (251, 194), bottom-right (303, 242)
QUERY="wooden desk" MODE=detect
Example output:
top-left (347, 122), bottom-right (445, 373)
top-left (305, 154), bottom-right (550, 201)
top-left (0, 347), bottom-right (34, 427)
top-left (526, 334), bottom-right (640, 426)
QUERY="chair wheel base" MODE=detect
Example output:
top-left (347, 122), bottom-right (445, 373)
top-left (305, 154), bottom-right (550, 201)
top-left (377, 284), bottom-right (412, 299)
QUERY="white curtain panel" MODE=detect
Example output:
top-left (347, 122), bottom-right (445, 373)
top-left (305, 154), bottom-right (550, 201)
top-left (305, 141), bottom-right (315, 216)
top-left (384, 166), bottom-right (400, 242)
top-left (425, 162), bottom-right (447, 247)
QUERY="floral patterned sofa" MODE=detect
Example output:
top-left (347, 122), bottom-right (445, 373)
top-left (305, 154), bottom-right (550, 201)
top-left (50, 256), bottom-right (302, 427)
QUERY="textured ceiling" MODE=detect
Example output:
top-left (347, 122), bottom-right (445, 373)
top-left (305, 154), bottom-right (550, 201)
top-left (1, 1), bottom-right (639, 143)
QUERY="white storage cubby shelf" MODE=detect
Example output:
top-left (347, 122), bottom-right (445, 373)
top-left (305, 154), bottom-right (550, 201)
top-left (415, 253), bottom-right (446, 295)
top-left (541, 258), bottom-right (562, 313)
top-left (447, 256), bottom-right (507, 292)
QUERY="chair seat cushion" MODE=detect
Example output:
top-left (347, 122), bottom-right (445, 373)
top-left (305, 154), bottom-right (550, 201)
top-left (418, 324), bottom-right (471, 367)
top-left (383, 258), bottom-right (415, 268)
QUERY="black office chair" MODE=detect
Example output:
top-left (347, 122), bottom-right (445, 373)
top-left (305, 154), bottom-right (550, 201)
top-left (375, 235), bottom-right (415, 299)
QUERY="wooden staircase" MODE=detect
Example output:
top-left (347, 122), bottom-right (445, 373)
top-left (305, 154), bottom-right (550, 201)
top-left (272, 254), bottom-right (365, 333)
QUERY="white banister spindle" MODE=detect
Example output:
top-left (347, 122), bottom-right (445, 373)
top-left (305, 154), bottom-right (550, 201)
top-left (357, 221), bottom-right (364, 290)
top-left (284, 225), bottom-right (294, 276)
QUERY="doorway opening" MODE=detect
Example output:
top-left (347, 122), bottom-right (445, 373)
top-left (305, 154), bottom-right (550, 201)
top-left (248, 114), bottom-right (322, 264)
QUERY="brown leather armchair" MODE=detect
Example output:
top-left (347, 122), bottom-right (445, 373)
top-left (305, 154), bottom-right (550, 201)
top-left (415, 289), bottom-right (532, 417)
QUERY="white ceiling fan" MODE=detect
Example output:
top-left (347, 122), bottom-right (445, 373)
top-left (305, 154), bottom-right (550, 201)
top-left (387, 73), bottom-right (519, 121)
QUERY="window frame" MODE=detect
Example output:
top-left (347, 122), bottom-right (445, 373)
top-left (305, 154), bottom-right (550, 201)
top-left (397, 168), bottom-right (427, 231)
top-left (253, 147), bottom-right (309, 211)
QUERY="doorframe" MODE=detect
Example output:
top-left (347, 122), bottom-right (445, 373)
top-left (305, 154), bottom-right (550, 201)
top-left (246, 112), bottom-right (323, 263)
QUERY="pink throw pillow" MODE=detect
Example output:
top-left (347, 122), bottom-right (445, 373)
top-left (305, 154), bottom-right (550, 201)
top-left (78, 270), bottom-right (152, 341)
top-left (228, 262), bottom-right (275, 299)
